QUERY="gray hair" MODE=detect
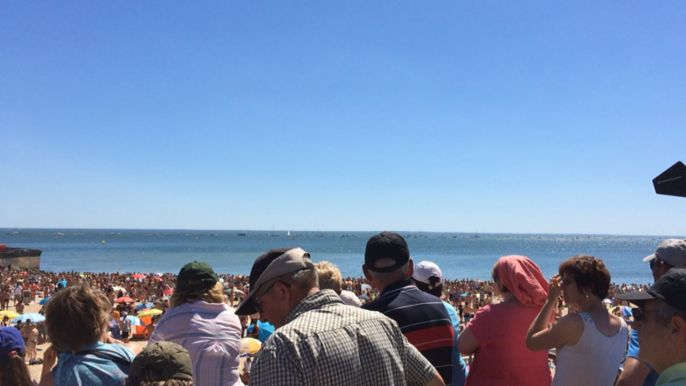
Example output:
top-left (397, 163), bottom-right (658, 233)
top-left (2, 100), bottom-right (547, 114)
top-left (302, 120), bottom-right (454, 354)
top-left (656, 300), bottom-right (686, 328)
top-left (367, 259), bottom-right (410, 283)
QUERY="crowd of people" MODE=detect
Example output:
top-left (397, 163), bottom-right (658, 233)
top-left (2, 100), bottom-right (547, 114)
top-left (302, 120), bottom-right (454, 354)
top-left (0, 234), bottom-right (684, 386)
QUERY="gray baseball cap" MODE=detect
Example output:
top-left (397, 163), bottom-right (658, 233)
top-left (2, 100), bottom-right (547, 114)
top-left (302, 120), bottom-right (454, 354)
top-left (642, 239), bottom-right (686, 268)
top-left (236, 248), bottom-right (313, 315)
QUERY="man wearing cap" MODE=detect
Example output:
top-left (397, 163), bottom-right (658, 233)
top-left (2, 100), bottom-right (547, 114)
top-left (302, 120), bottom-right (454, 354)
top-left (150, 261), bottom-right (242, 386)
top-left (413, 261), bottom-right (467, 386)
top-left (617, 268), bottom-right (686, 385)
top-left (236, 247), bottom-right (445, 386)
top-left (618, 239), bottom-right (686, 386)
top-left (361, 232), bottom-right (455, 386)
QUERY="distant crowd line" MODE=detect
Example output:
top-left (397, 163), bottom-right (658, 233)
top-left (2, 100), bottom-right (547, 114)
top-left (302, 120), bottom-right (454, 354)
top-left (0, 234), bottom-right (682, 386)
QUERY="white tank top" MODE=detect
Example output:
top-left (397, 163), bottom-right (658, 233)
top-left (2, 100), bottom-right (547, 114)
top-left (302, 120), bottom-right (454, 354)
top-left (552, 312), bottom-right (628, 386)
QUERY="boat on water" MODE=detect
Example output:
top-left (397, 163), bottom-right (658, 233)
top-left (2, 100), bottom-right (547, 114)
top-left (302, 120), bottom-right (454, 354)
top-left (0, 244), bottom-right (42, 270)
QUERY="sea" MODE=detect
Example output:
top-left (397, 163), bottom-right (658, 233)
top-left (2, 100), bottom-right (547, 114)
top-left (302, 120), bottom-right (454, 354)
top-left (3, 229), bottom-right (683, 285)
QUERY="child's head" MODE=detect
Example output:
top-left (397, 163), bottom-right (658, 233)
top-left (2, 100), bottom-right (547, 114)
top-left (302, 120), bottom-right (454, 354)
top-left (45, 283), bottom-right (111, 352)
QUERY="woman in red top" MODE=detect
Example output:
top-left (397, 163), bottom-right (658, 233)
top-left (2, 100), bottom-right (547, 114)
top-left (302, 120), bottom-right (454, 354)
top-left (458, 255), bottom-right (552, 386)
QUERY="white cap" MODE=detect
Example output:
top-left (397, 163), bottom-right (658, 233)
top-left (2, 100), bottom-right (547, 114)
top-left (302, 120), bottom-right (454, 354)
top-left (339, 290), bottom-right (361, 307)
top-left (412, 261), bottom-right (443, 289)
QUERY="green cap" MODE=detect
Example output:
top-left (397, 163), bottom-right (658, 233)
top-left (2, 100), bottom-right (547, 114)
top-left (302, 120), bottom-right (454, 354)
top-left (129, 342), bottom-right (194, 382)
top-left (176, 261), bottom-right (217, 292)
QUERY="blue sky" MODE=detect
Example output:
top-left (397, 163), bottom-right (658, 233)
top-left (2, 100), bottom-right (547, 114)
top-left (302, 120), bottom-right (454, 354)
top-left (2, 1), bottom-right (685, 235)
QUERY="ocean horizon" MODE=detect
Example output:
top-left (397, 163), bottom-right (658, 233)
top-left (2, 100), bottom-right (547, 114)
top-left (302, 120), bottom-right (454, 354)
top-left (4, 228), bottom-right (684, 285)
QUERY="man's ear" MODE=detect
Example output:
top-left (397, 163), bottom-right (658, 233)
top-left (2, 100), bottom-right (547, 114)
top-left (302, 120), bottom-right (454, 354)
top-left (362, 265), bottom-right (373, 282)
top-left (407, 258), bottom-right (414, 277)
top-left (670, 314), bottom-right (686, 338)
top-left (274, 281), bottom-right (291, 302)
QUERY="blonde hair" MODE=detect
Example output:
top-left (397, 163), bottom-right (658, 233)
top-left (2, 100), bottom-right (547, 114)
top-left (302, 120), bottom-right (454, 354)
top-left (314, 261), bottom-right (342, 294)
top-left (170, 282), bottom-right (226, 308)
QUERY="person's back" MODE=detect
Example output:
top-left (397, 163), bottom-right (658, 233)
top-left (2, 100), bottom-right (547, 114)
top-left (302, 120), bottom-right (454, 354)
top-left (466, 302), bottom-right (551, 385)
top-left (553, 311), bottom-right (628, 386)
top-left (151, 299), bottom-right (242, 385)
top-left (253, 289), bottom-right (436, 386)
top-left (149, 261), bottom-right (242, 386)
top-left (363, 279), bottom-right (454, 384)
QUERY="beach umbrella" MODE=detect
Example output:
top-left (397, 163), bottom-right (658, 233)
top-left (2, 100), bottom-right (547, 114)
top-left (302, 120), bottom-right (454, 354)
top-left (57, 280), bottom-right (67, 288)
top-left (18, 271), bottom-right (28, 276)
top-left (125, 315), bottom-right (146, 326)
top-left (0, 311), bottom-right (19, 319)
top-left (115, 296), bottom-right (134, 303)
top-left (154, 277), bottom-right (164, 282)
top-left (135, 302), bottom-right (154, 311)
top-left (12, 313), bottom-right (46, 324)
top-left (361, 283), bottom-right (372, 292)
top-left (622, 307), bottom-right (633, 318)
top-left (132, 274), bottom-right (146, 279)
top-left (154, 272), bottom-right (164, 277)
top-left (240, 338), bottom-right (262, 355)
top-left (137, 308), bottom-right (163, 318)
top-left (162, 288), bottom-right (174, 295)
top-left (39, 297), bottom-right (51, 305)
top-left (602, 298), bottom-right (612, 304)
top-left (112, 286), bottom-right (127, 294)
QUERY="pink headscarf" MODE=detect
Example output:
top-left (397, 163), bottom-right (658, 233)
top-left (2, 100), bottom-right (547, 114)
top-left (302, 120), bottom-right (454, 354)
top-left (497, 255), bottom-right (548, 307)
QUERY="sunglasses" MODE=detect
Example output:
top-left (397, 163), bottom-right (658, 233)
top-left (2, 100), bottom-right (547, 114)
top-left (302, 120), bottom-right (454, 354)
top-left (631, 307), bottom-right (657, 322)
top-left (253, 281), bottom-right (291, 313)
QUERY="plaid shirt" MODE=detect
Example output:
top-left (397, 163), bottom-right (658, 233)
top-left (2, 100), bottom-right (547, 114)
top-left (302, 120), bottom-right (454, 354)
top-left (251, 289), bottom-right (437, 386)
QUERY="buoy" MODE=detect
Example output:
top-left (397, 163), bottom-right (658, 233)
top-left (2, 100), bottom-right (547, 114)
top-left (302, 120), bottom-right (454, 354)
top-left (102, 240), bottom-right (106, 244)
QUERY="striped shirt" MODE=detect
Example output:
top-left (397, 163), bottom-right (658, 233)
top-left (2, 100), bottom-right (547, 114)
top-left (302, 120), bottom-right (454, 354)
top-left (363, 279), bottom-right (455, 385)
top-left (149, 300), bottom-right (242, 386)
top-left (251, 289), bottom-right (437, 386)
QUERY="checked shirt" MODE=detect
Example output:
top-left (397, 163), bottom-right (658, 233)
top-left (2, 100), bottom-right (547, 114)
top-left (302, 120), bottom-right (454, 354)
top-left (250, 289), bottom-right (437, 386)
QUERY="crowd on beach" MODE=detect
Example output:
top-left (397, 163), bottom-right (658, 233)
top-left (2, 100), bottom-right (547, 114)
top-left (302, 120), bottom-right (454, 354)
top-left (0, 234), bottom-right (684, 386)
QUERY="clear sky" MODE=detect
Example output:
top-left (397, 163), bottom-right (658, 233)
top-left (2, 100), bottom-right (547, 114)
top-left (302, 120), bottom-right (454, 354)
top-left (2, 1), bottom-right (685, 236)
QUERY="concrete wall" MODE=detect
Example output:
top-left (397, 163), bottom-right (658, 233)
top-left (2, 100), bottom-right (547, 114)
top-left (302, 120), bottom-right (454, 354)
top-left (0, 256), bottom-right (41, 269)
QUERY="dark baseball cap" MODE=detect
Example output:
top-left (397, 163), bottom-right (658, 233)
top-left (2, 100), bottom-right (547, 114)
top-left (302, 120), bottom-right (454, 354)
top-left (176, 261), bottom-right (217, 292)
top-left (616, 268), bottom-right (686, 314)
top-left (129, 342), bottom-right (193, 382)
top-left (364, 232), bottom-right (410, 273)
top-left (235, 248), bottom-right (314, 315)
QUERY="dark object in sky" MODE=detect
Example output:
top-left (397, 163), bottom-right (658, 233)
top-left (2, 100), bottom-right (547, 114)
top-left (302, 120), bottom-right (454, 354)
top-left (653, 161), bottom-right (686, 198)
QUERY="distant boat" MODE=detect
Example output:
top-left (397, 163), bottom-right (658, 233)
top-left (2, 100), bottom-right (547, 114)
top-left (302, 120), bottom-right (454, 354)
top-left (287, 230), bottom-right (291, 237)
top-left (0, 244), bottom-right (41, 269)
top-left (237, 232), bottom-right (247, 236)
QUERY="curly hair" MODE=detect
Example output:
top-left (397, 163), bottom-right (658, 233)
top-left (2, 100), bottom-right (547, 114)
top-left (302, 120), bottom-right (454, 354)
top-left (170, 282), bottom-right (226, 308)
top-left (558, 255), bottom-right (611, 299)
top-left (45, 283), bottom-right (111, 352)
